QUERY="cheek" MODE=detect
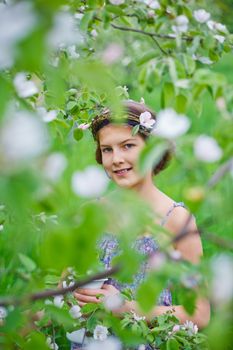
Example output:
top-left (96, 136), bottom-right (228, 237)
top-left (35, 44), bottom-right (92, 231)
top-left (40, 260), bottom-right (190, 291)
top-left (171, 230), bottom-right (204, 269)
top-left (101, 154), bottom-right (111, 168)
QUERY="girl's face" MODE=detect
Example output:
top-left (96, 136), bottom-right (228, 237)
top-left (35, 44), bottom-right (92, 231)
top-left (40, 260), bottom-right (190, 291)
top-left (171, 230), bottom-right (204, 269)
top-left (98, 124), bottom-right (150, 189)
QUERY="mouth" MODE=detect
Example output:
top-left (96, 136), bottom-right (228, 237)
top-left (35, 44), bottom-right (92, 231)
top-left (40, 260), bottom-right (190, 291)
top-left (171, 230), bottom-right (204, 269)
top-left (113, 167), bottom-right (132, 176)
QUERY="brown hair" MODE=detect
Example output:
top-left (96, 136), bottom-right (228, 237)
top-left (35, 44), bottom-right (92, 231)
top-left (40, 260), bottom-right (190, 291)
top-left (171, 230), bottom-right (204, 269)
top-left (91, 100), bottom-right (172, 175)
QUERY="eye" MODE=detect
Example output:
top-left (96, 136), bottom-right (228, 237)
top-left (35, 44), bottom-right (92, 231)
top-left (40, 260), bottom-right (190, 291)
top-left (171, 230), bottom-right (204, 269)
top-left (102, 147), bottom-right (112, 153)
top-left (124, 143), bottom-right (135, 149)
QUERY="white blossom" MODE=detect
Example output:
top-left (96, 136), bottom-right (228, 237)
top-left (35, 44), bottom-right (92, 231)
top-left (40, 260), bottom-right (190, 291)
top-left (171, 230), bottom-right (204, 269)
top-left (215, 23), bottom-right (227, 32)
top-left (93, 325), bottom-right (109, 341)
top-left (139, 111), bottom-right (156, 129)
top-left (67, 45), bottom-right (80, 59)
top-left (104, 293), bottom-right (124, 311)
top-left (138, 346), bottom-right (146, 350)
top-left (69, 305), bottom-right (82, 319)
top-left (78, 123), bottom-right (90, 130)
top-left (109, 0), bottom-right (125, 5)
top-left (71, 166), bottom-right (109, 198)
top-left (0, 224), bottom-right (4, 232)
top-left (193, 55), bottom-right (213, 65)
top-left (42, 152), bottom-right (67, 182)
top-left (66, 329), bottom-right (86, 343)
top-left (181, 274), bottom-right (199, 289)
top-left (214, 35), bottom-right (225, 44)
top-left (62, 280), bottom-right (75, 288)
top-left (216, 97), bottom-right (226, 111)
top-left (143, 0), bottom-right (160, 10)
top-left (0, 307), bottom-right (7, 320)
top-left (140, 97), bottom-right (145, 104)
top-left (207, 20), bottom-right (215, 30)
top-left (0, 2), bottom-right (36, 69)
top-left (0, 110), bottom-right (49, 167)
top-left (198, 57), bottom-right (213, 65)
top-left (147, 10), bottom-right (155, 18)
top-left (175, 79), bottom-right (190, 89)
top-left (211, 254), bottom-right (233, 305)
top-left (172, 325), bottom-right (181, 333)
top-left (37, 107), bottom-right (58, 123)
top-left (154, 108), bottom-right (190, 139)
top-left (46, 337), bottom-right (59, 350)
top-left (207, 20), bottom-right (227, 33)
top-left (168, 249), bottom-right (182, 261)
top-left (91, 29), bottom-right (98, 38)
top-left (194, 135), bottom-right (222, 162)
top-left (53, 295), bottom-right (64, 308)
top-left (148, 252), bottom-right (166, 270)
top-left (13, 73), bottom-right (38, 98)
top-left (172, 15), bottom-right (189, 33)
top-left (182, 320), bottom-right (198, 336)
top-left (74, 12), bottom-right (84, 20)
top-left (102, 43), bottom-right (123, 65)
top-left (87, 337), bottom-right (122, 350)
top-left (193, 9), bottom-right (210, 23)
top-left (48, 11), bottom-right (83, 49)
top-left (131, 311), bottom-right (146, 322)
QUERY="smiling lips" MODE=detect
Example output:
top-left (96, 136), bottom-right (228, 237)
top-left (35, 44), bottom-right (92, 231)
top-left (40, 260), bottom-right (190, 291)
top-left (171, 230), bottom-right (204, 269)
top-left (113, 167), bottom-right (132, 176)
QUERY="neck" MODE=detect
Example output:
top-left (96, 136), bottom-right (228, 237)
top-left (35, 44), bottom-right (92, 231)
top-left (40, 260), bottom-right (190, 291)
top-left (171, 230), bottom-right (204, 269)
top-left (131, 173), bottom-right (160, 205)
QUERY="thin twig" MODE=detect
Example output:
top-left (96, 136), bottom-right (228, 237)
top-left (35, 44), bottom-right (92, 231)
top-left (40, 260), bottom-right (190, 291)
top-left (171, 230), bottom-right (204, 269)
top-left (207, 157), bottom-right (233, 188)
top-left (171, 213), bottom-right (194, 244)
top-left (76, 9), bottom-right (192, 42)
top-left (0, 265), bottom-right (120, 307)
top-left (111, 23), bottom-right (192, 41)
top-left (150, 35), bottom-right (168, 55)
top-left (172, 227), bottom-right (233, 250)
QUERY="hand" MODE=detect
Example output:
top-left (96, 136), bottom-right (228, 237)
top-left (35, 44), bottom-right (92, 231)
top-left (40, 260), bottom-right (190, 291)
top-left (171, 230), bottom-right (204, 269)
top-left (74, 284), bottom-right (120, 307)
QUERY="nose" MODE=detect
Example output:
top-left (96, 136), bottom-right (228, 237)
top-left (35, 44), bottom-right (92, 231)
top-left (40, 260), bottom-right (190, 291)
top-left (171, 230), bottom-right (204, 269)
top-left (112, 149), bottom-right (124, 165)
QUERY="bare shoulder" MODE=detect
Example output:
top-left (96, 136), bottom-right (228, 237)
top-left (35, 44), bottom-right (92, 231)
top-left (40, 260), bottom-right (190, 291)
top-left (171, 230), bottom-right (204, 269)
top-left (164, 205), bottom-right (203, 264)
top-left (165, 205), bottom-right (196, 232)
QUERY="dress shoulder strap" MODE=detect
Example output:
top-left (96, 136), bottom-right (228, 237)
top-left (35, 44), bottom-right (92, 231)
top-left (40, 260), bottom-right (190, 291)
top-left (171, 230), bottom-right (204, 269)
top-left (160, 202), bottom-right (185, 226)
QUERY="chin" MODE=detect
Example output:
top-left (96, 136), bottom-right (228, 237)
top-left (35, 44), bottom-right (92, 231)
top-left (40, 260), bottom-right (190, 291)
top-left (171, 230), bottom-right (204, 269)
top-left (113, 177), bottom-right (140, 189)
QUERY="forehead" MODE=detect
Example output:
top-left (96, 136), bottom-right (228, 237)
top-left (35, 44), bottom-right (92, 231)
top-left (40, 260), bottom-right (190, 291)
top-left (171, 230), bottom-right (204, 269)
top-left (98, 124), bottom-right (141, 145)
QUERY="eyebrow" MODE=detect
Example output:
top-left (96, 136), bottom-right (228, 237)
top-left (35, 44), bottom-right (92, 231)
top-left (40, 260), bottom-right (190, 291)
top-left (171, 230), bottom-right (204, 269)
top-left (100, 138), bottom-right (137, 147)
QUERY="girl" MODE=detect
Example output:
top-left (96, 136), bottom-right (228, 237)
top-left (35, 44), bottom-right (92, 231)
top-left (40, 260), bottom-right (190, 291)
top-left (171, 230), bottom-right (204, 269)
top-left (73, 100), bottom-right (210, 348)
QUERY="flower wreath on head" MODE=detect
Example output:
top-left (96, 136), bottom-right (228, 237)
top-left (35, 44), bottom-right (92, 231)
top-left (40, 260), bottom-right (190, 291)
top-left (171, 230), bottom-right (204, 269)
top-left (90, 103), bottom-right (156, 140)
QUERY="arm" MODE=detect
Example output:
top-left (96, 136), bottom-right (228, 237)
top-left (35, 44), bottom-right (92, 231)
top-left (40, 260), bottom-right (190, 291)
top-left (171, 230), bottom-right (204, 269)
top-left (106, 208), bottom-right (210, 328)
top-left (74, 208), bottom-right (210, 328)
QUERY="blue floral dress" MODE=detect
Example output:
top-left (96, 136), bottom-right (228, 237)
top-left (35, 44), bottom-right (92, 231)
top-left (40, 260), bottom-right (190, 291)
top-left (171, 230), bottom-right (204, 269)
top-left (71, 202), bottom-right (185, 350)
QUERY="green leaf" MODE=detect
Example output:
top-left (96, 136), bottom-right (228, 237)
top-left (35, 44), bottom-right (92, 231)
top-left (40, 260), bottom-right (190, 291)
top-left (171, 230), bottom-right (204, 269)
top-left (41, 202), bottom-right (107, 273)
top-left (105, 5), bottom-right (124, 15)
top-left (81, 303), bottom-right (99, 314)
top-left (86, 314), bottom-right (98, 332)
top-left (137, 52), bottom-right (158, 66)
top-left (166, 338), bottom-right (180, 350)
top-left (46, 305), bottom-right (74, 328)
top-left (194, 69), bottom-right (226, 87)
top-left (132, 125), bottom-right (140, 136)
top-left (182, 54), bottom-right (196, 75)
top-left (24, 332), bottom-right (48, 350)
top-left (67, 101), bottom-right (78, 113)
top-left (136, 272), bottom-right (165, 312)
top-left (80, 11), bottom-right (94, 31)
top-left (44, 274), bottom-right (61, 285)
top-left (1, 308), bottom-right (24, 333)
top-left (73, 128), bottom-right (84, 141)
top-left (161, 82), bottom-right (175, 108)
top-left (18, 253), bottom-right (36, 272)
top-left (138, 138), bottom-right (168, 175)
top-left (138, 66), bottom-right (147, 85)
top-left (175, 94), bottom-right (188, 114)
top-left (178, 288), bottom-right (197, 315)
